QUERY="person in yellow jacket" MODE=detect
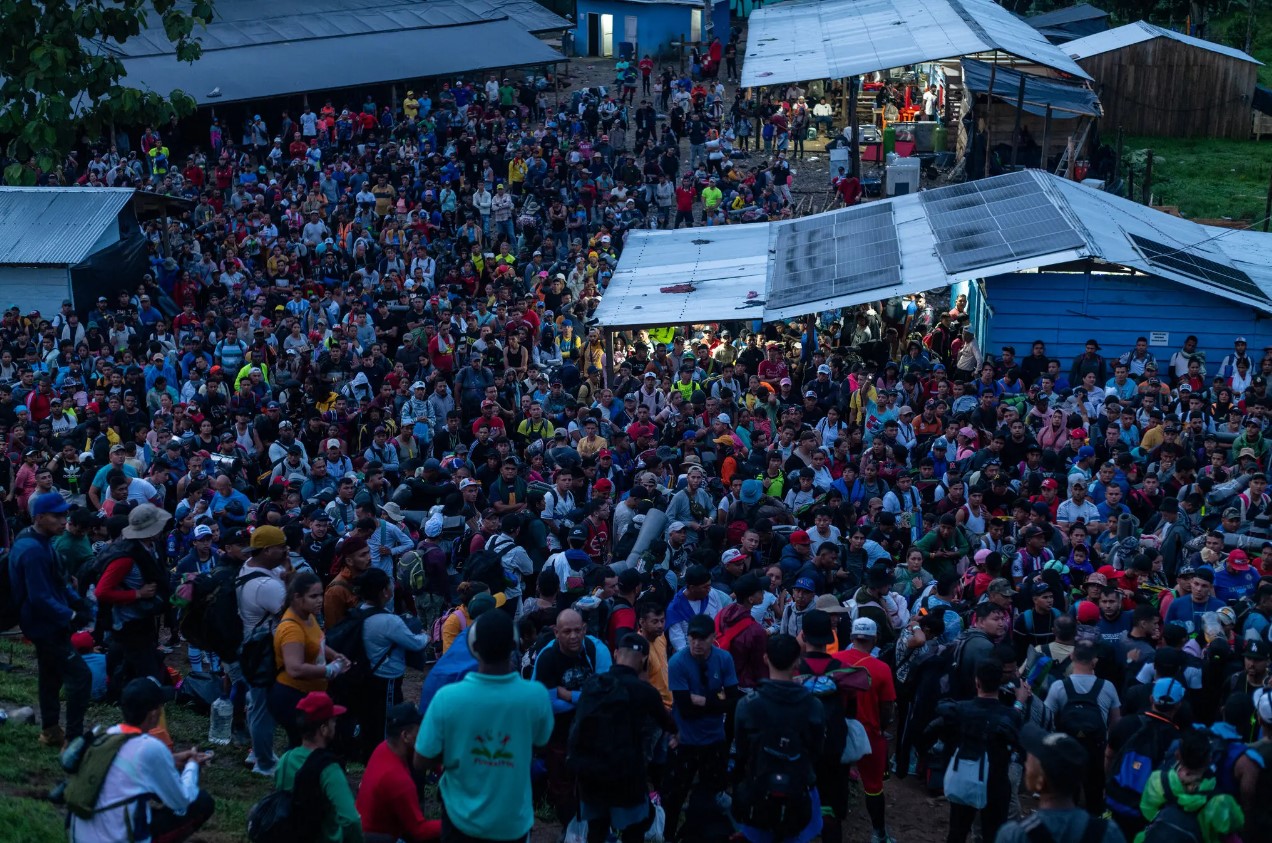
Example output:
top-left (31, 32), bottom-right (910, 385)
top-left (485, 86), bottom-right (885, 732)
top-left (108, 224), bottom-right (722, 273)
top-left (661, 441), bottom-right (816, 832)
top-left (507, 154), bottom-right (528, 194)
top-left (234, 361), bottom-right (272, 391)
top-left (403, 91), bottom-right (420, 119)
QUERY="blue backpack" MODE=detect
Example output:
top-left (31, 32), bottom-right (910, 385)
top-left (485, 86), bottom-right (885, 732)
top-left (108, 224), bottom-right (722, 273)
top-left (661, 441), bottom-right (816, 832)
top-left (1105, 712), bottom-right (1179, 818)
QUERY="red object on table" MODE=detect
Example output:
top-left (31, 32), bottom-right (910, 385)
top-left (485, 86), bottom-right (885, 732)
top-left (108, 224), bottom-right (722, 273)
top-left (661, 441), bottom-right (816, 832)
top-left (894, 140), bottom-right (916, 157)
top-left (862, 143), bottom-right (883, 162)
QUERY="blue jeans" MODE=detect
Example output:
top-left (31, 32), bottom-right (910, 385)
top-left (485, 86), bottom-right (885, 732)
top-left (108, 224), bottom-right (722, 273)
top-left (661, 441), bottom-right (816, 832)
top-left (226, 661), bottom-right (276, 770)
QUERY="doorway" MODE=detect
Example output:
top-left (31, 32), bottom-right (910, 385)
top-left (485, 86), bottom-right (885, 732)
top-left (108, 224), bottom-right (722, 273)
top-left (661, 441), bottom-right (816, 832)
top-left (690, 9), bottom-right (702, 42)
top-left (624, 15), bottom-right (638, 57)
top-left (585, 13), bottom-right (614, 57)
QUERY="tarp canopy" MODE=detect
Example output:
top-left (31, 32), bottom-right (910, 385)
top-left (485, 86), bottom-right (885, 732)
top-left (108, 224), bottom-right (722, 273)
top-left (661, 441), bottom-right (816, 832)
top-left (595, 171), bottom-right (1272, 329)
top-left (740, 0), bottom-right (1091, 88)
top-left (961, 59), bottom-right (1101, 117)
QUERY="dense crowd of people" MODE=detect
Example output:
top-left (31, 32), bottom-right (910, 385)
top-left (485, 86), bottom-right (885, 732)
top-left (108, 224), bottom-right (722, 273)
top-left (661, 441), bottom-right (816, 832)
top-left (4, 39), bottom-right (1272, 843)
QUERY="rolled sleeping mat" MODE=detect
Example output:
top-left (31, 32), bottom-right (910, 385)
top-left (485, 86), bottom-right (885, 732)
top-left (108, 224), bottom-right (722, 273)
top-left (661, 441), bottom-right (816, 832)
top-left (616, 507), bottom-right (668, 573)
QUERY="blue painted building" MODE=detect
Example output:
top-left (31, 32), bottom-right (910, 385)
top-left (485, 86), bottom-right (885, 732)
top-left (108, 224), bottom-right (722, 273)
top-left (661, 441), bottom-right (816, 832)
top-left (575, 0), bottom-right (728, 60)
top-left (955, 269), bottom-right (1272, 377)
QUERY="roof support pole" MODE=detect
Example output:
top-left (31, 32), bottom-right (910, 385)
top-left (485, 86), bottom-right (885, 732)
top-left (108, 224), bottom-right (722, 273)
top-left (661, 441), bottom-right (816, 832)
top-left (983, 52), bottom-right (996, 180)
top-left (848, 76), bottom-right (860, 180)
top-left (603, 326), bottom-right (615, 388)
top-left (1040, 106), bottom-right (1052, 173)
top-left (1010, 73), bottom-right (1026, 168)
top-left (1265, 162), bottom-right (1272, 233)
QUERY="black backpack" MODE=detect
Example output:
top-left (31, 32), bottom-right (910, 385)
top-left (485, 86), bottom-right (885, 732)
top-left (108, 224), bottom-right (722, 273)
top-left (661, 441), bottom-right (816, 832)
top-left (1105, 713), bottom-right (1179, 818)
top-left (1141, 768), bottom-right (1204, 843)
top-left (182, 568), bottom-right (268, 661)
top-left (1056, 676), bottom-right (1108, 748)
top-left (464, 538), bottom-right (517, 595)
top-left (798, 655), bottom-right (855, 764)
top-left (324, 605), bottom-right (391, 688)
top-left (566, 672), bottom-right (643, 783)
top-left (733, 716), bottom-right (813, 835)
top-left (246, 748), bottom-right (340, 843)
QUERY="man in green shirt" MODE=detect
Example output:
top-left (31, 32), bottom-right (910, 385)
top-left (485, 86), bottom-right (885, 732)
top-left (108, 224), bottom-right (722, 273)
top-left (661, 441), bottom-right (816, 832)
top-left (273, 692), bottom-right (364, 842)
top-left (417, 610), bottom-right (554, 842)
top-left (53, 508), bottom-right (96, 581)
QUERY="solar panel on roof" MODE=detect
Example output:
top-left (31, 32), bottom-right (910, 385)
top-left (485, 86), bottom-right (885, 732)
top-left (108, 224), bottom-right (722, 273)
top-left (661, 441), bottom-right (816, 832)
top-left (767, 203), bottom-right (901, 309)
top-left (1128, 234), bottom-right (1269, 303)
top-left (920, 172), bottom-right (1086, 273)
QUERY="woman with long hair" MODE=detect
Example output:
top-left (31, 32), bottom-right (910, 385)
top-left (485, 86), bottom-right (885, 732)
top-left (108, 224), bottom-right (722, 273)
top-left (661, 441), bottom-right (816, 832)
top-left (268, 572), bottom-right (350, 747)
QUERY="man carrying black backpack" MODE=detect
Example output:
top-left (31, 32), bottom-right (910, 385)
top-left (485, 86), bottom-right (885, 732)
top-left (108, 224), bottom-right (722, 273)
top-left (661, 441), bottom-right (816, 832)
top-left (734, 633), bottom-right (827, 843)
top-left (1044, 642), bottom-right (1122, 814)
top-left (568, 633), bottom-right (676, 843)
top-left (1104, 678), bottom-right (1184, 839)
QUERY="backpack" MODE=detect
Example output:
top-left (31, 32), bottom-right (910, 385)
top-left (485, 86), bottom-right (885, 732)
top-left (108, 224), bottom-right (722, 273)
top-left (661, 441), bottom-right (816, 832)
top-left (560, 551), bottom-right (598, 600)
top-left (246, 748), bottom-right (340, 843)
top-left (324, 605), bottom-right (391, 688)
top-left (181, 568), bottom-right (269, 661)
top-left (566, 672), bottom-right (643, 783)
top-left (733, 717), bottom-right (813, 835)
top-left (240, 614), bottom-right (290, 688)
top-left (798, 655), bottom-right (870, 765)
top-left (1106, 713), bottom-right (1179, 818)
top-left (466, 537), bottom-right (519, 595)
top-left (63, 731), bottom-right (143, 820)
top-left (1056, 676), bottom-right (1109, 748)
top-left (431, 606), bottom-right (468, 653)
top-left (1141, 769), bottom-right (1204, 843)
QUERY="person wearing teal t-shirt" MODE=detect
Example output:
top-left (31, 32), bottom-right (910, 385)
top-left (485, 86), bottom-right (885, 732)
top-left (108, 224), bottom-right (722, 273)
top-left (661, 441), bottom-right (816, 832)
top-left (416, 611), bottom-right (553, 842)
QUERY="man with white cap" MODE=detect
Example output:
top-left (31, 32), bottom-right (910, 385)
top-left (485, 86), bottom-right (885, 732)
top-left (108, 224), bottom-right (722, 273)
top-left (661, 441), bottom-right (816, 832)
top-left (837, 617), bottom-right (897, 843)
top-left (95, 504), bottom-right (173, 688)
top-left (400, 380), bottom-right (435, 443)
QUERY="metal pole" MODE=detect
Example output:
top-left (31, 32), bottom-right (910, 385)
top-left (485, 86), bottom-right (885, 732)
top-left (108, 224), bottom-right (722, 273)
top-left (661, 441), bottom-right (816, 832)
top-left (1040, 105), bottom-right (1052, 172)
top-left (1141, 149), bottom-right (1154, 205)
top-left (848, 75), bottom-right (860, 179)
top-left (1010, 73), bottom-right (1026, 167)
top-left (602, 327), bottom-right (615, 387)
top-left (1114, 125), bottom-right (1123, 189)
top-left (983, 54), bottom-right (997, 179)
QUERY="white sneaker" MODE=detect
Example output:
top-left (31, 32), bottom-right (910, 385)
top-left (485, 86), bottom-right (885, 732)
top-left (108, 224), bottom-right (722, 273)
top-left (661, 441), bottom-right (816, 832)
top-left (250, 764), bottom-right (275, 778)
top-left (244, 750), bottom-right (256, 768)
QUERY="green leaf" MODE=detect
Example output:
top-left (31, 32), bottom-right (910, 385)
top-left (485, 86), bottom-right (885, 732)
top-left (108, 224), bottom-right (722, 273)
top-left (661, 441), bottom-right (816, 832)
top-left (3, 162), bottom-right (34, 186)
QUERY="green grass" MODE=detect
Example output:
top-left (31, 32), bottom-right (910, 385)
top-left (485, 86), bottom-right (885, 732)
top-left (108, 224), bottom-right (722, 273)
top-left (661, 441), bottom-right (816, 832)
top-left (0, 642), bottom-right (271, 843)
top-left (1119, 135), bottom-right (1272, 222)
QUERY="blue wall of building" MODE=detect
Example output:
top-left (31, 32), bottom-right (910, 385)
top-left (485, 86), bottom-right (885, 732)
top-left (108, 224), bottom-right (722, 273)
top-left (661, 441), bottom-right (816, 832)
top-left (980, 270), bottom-right (1272, 373)
top-left (575, 0), bottom-right (695, 59)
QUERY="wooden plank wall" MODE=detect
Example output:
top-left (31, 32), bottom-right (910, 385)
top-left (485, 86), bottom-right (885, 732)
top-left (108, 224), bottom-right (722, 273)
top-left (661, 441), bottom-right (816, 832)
top-left (1078, 39), bottom-right (1258, 139)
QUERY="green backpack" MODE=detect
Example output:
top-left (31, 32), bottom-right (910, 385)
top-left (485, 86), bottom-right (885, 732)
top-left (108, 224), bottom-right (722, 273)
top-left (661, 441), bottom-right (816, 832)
top-left (64, 731), bottom-right (142, 820)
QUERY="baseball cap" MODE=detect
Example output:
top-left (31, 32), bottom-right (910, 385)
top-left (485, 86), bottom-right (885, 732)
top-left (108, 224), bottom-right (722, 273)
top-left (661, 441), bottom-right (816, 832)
top-left (851, 617), bottom-right (878, 638)
top-left (250, 525), bottom-right (286, 550)
top-left (30, 492), bottom-right (71, 516)
top-left (721, 547), bottom-right (747, 566)
top-left (1151, 677), bottom-right (1186, 705)
top-left (120, 676), bottom-right (176, 713)
top-left (789, 530), bottom-right (811, 546)
top-left (616, 632), bottom-right (650, 656)
top-left (801, 610), bottom-right (834, 646)
top-left (1019, 723), bottom-right (1087, 786)
top-left (687, 614), bottom-right (716, 638)
top-left (326, 438), bottom-right (342, 449)
top-left (1227, 549), bottom-right (1250, 570)
top-left (987, 578), bottom-right (1017, 596)
top-left (668, 521), bottom-right (687, 533)
top-left (385, 702), bottom-right (423, 734)
top-left (1077, 445), bottom-right (1096, 459)
top-left (1245, 639), bottom-right (1271, 661)
top-left (793, 577), bottom-right (817, 593)
top-left (193, 524), bottom-right (213, 539)
top-left (296, 691), bottom-right (347, 724)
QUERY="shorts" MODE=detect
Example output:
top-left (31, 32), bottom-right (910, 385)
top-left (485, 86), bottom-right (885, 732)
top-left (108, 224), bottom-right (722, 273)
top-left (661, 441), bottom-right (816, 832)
top-left (856, 734), bottom-right (888, 796)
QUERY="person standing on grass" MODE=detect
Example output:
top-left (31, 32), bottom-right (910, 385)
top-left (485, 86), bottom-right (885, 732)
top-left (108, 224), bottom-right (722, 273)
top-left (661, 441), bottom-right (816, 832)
top-left (9, 491), bottom-right (91, 748)
top-left (273, 691), bottom-right (364, 843)
top-left (416, 610), bottom-right (554, 843)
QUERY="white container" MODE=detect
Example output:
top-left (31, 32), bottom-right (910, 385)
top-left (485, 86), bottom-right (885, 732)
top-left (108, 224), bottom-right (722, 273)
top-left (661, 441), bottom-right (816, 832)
top-left (886, 157), bottom-right (921, 196)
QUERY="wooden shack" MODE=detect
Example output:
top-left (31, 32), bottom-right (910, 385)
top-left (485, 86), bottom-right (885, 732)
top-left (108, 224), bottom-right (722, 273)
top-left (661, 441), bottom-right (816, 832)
top-left (1065, 21), bottom-right (1261, 139)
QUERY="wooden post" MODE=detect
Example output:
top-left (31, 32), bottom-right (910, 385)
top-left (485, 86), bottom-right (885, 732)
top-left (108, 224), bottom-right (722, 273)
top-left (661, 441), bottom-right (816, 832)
top-left (1010, 73), bottom-right (1026, 167)
top-left (680, 33), bottom-right (687, 72)
top-left (1040, 106), bottom-right (1052, 172)
top-left (1141, 149), bottom-right (1154, 205)
top-left (848, 75), bottom-right (860, 179)
top-left (983, 54), bottom-right (997, 179)
top-left (391, 84), bottom-right (399, 114)
top-left (1127, 164), bottom-right (1135, 202)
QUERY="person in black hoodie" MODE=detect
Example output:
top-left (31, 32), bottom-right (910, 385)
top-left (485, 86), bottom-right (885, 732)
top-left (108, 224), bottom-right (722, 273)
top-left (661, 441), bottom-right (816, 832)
top-left (923, 657), bottom-right (1027, 843)
top-left (572, 634), bottom-right (677, 843)
top-left (733, 633), bottom-right (826, 843)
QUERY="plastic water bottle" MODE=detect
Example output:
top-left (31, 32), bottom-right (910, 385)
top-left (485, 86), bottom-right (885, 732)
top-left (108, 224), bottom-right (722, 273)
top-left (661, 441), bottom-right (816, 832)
top-left (207, 696), bottom-right (233, 746)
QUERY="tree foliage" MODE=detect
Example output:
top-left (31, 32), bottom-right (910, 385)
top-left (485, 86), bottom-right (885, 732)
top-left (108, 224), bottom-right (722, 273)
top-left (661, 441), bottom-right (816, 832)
top-left (0, 0), bottom-right (215, 185)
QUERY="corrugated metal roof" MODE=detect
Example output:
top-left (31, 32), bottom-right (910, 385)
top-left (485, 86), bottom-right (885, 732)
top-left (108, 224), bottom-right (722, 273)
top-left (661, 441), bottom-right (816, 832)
top-left (117, 0), bottom-right (568, 57)
top-left (0, 188), bottom-right (133, 266)
top-left (1065, 21), bottom-right (1262, 64)
top-left (598, 171), bottom-right (1272, 328)
top-left (120, 19), bottom-right (563, 107)
top-left (740, 0), bottom-right (1090, 88)
top-left (1028, 4), bottom-right (1107, 28)
top-left (961, 59), bottom-right (1101, 116)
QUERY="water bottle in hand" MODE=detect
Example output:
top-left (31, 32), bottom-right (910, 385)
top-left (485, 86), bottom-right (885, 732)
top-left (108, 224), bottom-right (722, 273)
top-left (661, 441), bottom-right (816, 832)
top-left (207, 696), bottom-right (233, 746)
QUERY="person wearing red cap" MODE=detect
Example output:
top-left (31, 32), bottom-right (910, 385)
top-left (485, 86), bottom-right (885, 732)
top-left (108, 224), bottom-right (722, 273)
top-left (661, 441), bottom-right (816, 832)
top-left (273, 692), bottom-right (362, 842)
top-left (1216, 549), bottom-right (1260, 602)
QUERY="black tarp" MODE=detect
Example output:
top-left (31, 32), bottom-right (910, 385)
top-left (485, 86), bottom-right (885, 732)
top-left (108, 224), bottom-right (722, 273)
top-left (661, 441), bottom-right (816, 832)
top-left (1254, 86), bottom-right (1272, 117)
top-left (70, 235), bottom-right (152, 312)
top-left (962, 59), bottom-right (1102, 118)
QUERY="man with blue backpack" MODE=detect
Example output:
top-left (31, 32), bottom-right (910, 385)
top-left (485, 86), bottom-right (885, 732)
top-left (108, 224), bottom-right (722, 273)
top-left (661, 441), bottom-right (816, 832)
top-left (1105, 678), bottom-right (1185, 839)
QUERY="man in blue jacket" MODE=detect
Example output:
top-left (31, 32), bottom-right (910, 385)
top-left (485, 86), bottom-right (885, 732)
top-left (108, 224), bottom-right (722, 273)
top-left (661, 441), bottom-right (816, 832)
top-left (9, 492), bottom-right (91, 747)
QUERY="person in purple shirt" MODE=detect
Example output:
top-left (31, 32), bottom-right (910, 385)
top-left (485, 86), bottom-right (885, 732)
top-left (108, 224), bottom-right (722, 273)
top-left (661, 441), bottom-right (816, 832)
top-left (1163, 566), bottom-right (1225, 635)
